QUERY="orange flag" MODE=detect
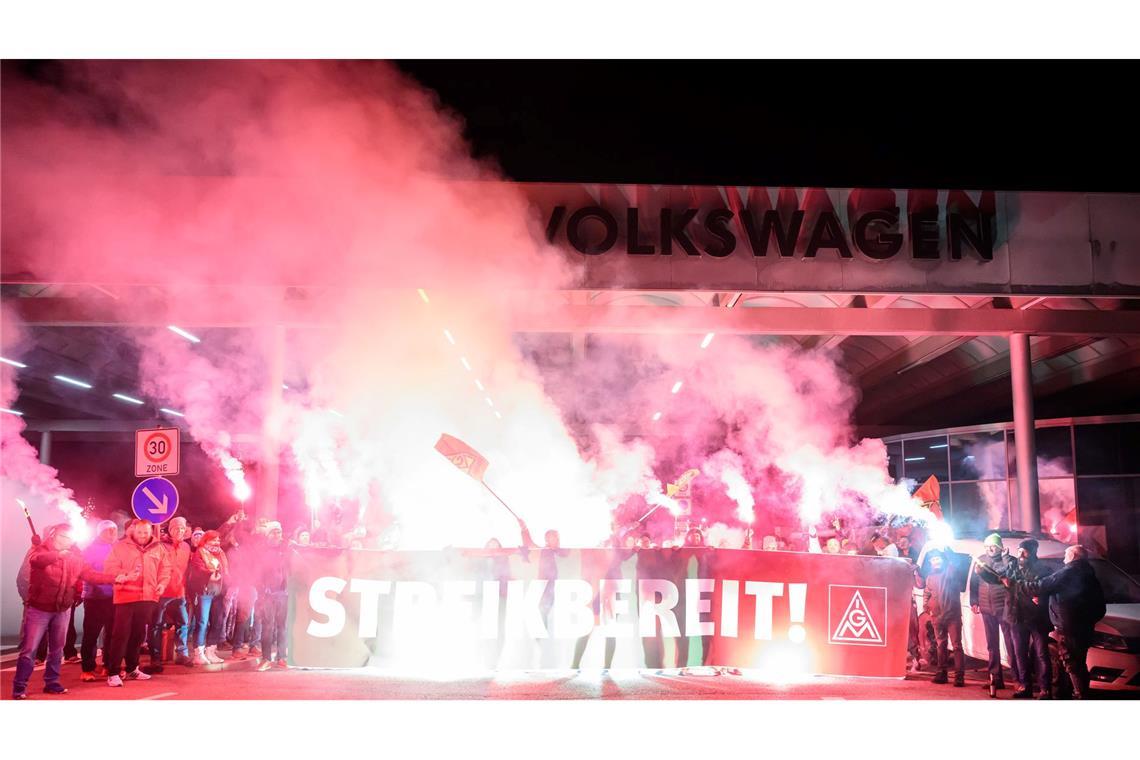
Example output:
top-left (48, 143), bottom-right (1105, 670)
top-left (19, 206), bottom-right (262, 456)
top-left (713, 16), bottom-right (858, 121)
top-left (912, 475), bottom-right (943, 520)
top-left (434, 434), bottom-right (490, 482)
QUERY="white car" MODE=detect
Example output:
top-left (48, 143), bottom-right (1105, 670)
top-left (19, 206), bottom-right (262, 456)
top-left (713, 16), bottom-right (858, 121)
top-left (914, 531), bottom-right (1140, 692)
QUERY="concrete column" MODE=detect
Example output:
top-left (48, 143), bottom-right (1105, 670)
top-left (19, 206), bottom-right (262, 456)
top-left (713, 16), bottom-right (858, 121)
top-left (39, 430), bottom-right (52, 465)
top-left (256, 325), bottom-right (286, 521)
top-left (1009, 333), bottom-right (1040, 532)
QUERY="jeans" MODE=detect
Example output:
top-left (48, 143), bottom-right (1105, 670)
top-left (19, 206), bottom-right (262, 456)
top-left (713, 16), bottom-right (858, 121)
top-left (13, 606), bottom-right (70, 694)
top-left (259, 591), bottom-right (289, 662)
top-left (1012, 623), bottom-right (1052, 693)
top-left (107, 601), bottom-right (157, 676)
top-left (222, 588), bottom-right (238, 643)
top-left (80, 597), bottom-right (114, 672)
top-left (190, 592), bottom-right (225, 648)
top-left (934, 617), bottom-right (965, 677)
top-left (231, 588), bottom-right (258, 649)
top-left (150, 597), bottom-right (189, 659)
top-left (981, 611), bottom-right (1020, 685)
top-left (249, 606), bottom-right (262, 649)
top-left (36, 604), bottom-right (77, 660)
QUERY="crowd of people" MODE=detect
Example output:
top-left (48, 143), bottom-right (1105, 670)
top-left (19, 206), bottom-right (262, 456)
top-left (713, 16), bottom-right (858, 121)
top-left (12, 509), bottom-right (300, 699)
top-left (13, 509), bottom-right (1109, 700)
top-left (910, 534), bottom-right (1106, 699)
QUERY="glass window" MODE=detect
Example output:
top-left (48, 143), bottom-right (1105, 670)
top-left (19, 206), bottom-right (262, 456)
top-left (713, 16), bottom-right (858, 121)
top-left (950, 430), bottom-right (1006, 481)
top-left (1075, 423), bottom-right (1140, 476)
top-left (1007, 427), bottom-right (1074, 478)
top-left (887, 441), bottom-right (902, 482)
top-left (903, 436), bottom-right (949, 483)
top-left (1036, 426), bottom-right (1073, 476)
top-left (1009, 477), bottom-right (1076, 540)
top-left (1076, 477), bottom-right (1140, 575)
top-left (948, 481), bottom-right (1010, 535)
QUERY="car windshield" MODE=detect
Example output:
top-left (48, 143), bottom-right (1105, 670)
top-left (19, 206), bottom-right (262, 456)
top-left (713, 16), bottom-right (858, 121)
top-left (1038, 558), bottom-right (1140, 604)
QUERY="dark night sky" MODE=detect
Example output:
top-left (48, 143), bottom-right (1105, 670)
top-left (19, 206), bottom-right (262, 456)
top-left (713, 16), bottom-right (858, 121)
top-left (398, 61), bottom-right (1139, 192)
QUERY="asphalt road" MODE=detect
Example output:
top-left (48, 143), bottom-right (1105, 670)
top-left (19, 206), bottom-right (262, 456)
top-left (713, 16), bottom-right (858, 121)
top-left (6, 646), bottom-right (1112, 701)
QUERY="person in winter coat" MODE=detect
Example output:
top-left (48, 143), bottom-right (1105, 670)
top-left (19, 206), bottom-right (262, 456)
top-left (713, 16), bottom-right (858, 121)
top-left (187, 529), bottom-right (229, 665)
top-left (1004, 539), bottom-right (1053, 699)
top-left (256, 522), bottom-right (290, 670)
top-left (1010, 544), bottom-right (1106, 699)
top-left (79, 520), bottom-right (119, 681)
top-left (970, 533), bottom-right (1020, 691)
top-left (223, 527), bottom-right (262, 660)
top-left (12, 523), bottom-right (118, 699)
top-left (103, 519), bottom-right (172, 686)
top-left (921, 549), bottom-right (967, 687)
top-left (147, 516), bottom-right (192, 672)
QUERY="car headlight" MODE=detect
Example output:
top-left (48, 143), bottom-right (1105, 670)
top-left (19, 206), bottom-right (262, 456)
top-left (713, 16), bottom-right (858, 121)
top-left (1090, 632), bottom-right (1130, 652)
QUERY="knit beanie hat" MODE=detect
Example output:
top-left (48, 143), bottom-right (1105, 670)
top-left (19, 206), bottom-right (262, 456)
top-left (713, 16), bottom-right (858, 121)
top-left (1018, 538), bottom-right (1039, 558)
top-left (983, 533), bottom-right (1003, 548)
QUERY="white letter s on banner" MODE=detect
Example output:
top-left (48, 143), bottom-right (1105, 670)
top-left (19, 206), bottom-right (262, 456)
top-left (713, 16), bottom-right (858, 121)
top-left (307, 576), bottom-right (348, 638)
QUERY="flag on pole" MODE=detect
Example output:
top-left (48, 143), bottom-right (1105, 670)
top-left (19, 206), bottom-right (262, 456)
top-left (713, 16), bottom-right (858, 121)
top-left (434, 434), bottom-right (490, 482)
top-left (912, 475), bottom-right (943, 520)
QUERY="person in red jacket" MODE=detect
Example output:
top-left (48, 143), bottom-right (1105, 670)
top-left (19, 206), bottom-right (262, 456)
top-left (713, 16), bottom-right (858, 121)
top-left (12, 523), bottom-right (119, 700)
top-left (103, 519), bottom-right (173, 687)
top-left (187, 529), bottom-right (229, 665)
top-left (147, 516), bottom-right (193, 672)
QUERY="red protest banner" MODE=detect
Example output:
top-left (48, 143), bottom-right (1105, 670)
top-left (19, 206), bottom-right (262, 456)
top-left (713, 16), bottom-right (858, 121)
top-left (287, 547), bottom-right (913, 677)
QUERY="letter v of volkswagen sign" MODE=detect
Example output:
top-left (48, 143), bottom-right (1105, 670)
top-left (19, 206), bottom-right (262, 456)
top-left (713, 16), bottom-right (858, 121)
top-left (131, 476), bottom-right (180, 524)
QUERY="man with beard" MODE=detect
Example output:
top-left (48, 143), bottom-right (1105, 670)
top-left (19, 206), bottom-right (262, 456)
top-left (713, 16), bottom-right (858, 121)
top-left (970, 533), bottom-right (1019, 691)
top-left (1005, 539), bottom-right (1053, 699)
top-left (103, 519), bottom-right (172, 686)
top-left (1009, 544), bottom-right (1106, 700)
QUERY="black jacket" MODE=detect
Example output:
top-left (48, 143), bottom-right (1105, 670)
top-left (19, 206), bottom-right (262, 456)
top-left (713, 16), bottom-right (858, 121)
top-left (260, 542), bottom-right (290, 595)
top-left (1025, 559), bottom-right (1105, 637)
top-left (1005, 559), bottom-right (1052, 631)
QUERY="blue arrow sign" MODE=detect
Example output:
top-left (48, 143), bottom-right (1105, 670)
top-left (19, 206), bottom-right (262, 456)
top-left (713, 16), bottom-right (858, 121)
top-left (131, 477), bottom-right (180, 523)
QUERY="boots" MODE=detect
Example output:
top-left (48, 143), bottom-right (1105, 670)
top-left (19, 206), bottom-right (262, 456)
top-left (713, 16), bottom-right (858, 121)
top-left (204, 645), bottom-right (224, 664)
top-left (932, 670), bottom-right (949, 684)
top-left (190, 647), bottom-right (208, 666)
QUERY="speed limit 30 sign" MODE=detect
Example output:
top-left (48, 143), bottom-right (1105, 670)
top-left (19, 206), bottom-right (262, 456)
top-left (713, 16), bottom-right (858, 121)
top-left (135, 427), bottom-right (180, 478)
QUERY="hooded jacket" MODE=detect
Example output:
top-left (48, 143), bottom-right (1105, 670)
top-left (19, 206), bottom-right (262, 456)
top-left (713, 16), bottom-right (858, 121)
top-left (26, 545), bottom-right (116, 612)
top-left (104, 535), bottom-right (173, 604)
top-left (1025, 558), bottom-right (1106, 637)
